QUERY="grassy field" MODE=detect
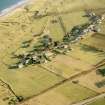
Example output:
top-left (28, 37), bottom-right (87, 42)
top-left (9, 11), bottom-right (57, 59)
top-left (48, 17), bottom-right (64, 41)
top-left (61, 11), bottom-right (88, 32)
top-left (81, 33), bottom-right (105, 52)
top-left (20, 81), bottom-right (97, 105)
top-left (67, 32), bottom-right (105, 66)
top-left (67, 43), bottom-right (105, 65)
top-left (0, 64), bottom-right (63, 98)
top-left (73, 70), bottom-right (105, 93)
top-left (43, 54), bottom-right (92, 78)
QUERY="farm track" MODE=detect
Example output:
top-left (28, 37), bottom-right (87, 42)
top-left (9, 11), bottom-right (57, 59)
top-left (77, 83), bottom-right (99, 95)
top-left (58, 16), bottom-right (67, 35)
top-left (39, 65), bottom-right (66, 79)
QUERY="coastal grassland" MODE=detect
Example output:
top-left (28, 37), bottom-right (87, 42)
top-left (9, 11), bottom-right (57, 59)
top-left (48, 16), bottom-right (64, 41)
top-left (47, 0), bottom-right (105, 14)
top-left (20, 81), bottom-right (97, 105)
top-left (0, 16), bottom-right (49, 66)
top-left (0, 13), bottom-right (48, 38)
top-left (0, 9), bottom-right (49, 62)
top-left (42, 54), bottom-right (92, 78)
top-left (49, 21), bottom-right (64, 41)
top-left (83, 0), bottom-right (105, 9)
top-left (24, 0), bottom-right (48, 12)
top-left (61, 11), bottom-right (88, 32)
top-left (0, 63), bottom-right (63, 98)
top-left (88, 97), bottom-right (105, 105)
top-left (51, 0), bottom-right (85, 12)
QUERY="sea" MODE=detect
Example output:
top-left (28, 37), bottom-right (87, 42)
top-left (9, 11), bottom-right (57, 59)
top-left (0, 0), bottom-right (28, 16)
top-left (0, 0), bottom-right (22, 11)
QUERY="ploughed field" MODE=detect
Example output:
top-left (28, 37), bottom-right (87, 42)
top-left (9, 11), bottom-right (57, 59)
top-left (0, 0), bottom-right (105, 105)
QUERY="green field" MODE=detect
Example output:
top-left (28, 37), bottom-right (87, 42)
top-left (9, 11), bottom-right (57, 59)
top-left (0, 64), bottom-right (63, 98)
top-left (81, 33), bottom-right (105, 52)
top-left (55, 81), bottom-right (97, 101)
top-left (68, 43), bottom-right (105, 65)
top-left (31, 81), bottom-right (97, 105)
top-left (43, 54), bottom-right (92, 78)
top-left (61, 11), bottom-right (88, 32)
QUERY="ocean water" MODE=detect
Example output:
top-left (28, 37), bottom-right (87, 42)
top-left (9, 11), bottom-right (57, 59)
top-left (0, 0), bottom-right (22, 11)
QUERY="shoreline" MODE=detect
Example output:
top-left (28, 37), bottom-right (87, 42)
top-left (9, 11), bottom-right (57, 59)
top-left (0, 0), bottom-right (31, 18)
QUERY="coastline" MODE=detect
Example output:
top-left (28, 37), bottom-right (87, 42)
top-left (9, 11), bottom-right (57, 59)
top-left (0, 0), bottom-right (31, 18)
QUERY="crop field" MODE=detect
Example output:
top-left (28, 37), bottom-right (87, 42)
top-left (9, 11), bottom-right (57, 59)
top-left (67, 44), bottom-right (105, 65)
top-left (42, 54), bottom-right (92, 78)
top-left (73, 70), bottom-right (105, 93)
top-left (20, 81), bottom-right (97, 105)
top-left (0, 63), bottom-right (63, 98)
top-left (72, 65), bottom-right (105, 94)
top-left (81, 33), bottom-right (105, 52)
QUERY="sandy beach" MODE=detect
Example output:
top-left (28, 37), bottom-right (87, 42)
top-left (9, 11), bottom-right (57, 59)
top-left (0, 0), bottom-right (32, 18)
